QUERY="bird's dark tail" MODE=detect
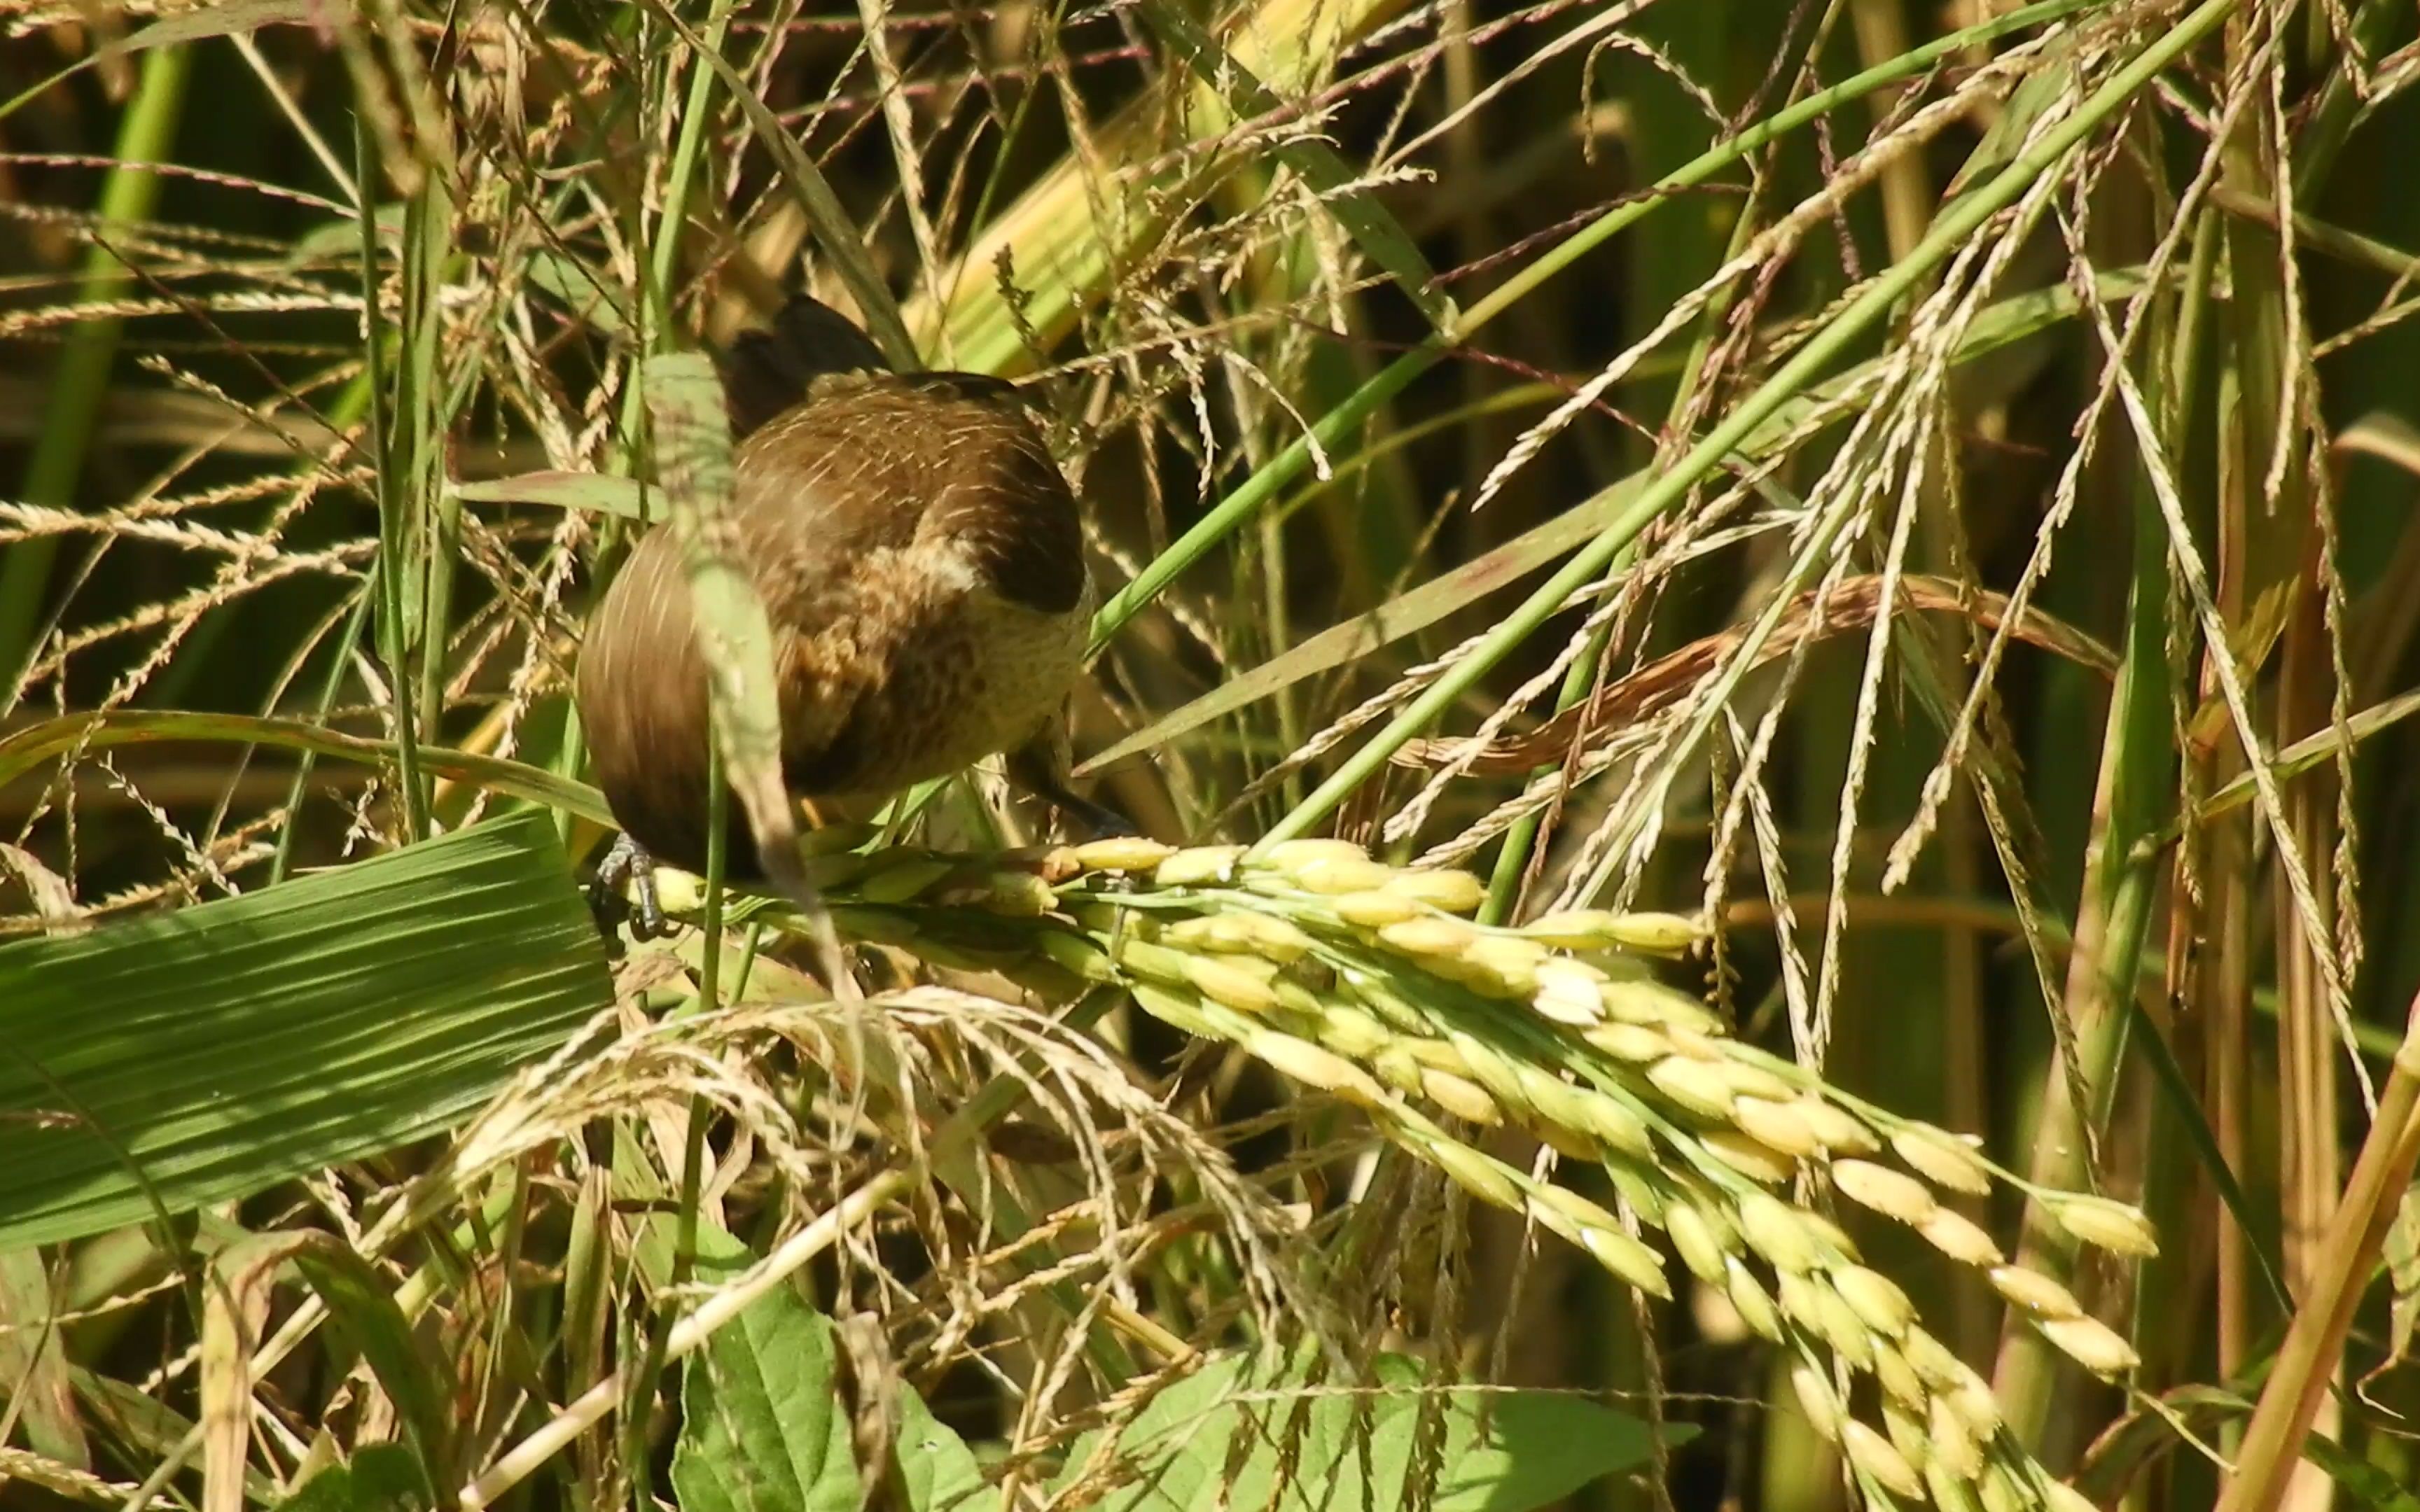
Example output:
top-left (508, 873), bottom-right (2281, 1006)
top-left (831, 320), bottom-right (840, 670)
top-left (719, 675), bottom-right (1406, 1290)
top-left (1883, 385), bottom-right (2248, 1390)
top-left (718, 293), bottom-right (893, 439)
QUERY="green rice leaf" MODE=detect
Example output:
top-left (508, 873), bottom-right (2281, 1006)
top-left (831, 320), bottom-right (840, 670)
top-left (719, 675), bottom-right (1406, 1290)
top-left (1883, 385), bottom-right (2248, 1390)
top-left (0, 808), bottom-right (613, 1251)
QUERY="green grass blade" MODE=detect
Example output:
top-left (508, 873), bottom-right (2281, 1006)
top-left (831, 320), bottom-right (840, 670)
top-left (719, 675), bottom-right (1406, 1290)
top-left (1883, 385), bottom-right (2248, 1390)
top-left (0, 808), bottom-right (612, 1250)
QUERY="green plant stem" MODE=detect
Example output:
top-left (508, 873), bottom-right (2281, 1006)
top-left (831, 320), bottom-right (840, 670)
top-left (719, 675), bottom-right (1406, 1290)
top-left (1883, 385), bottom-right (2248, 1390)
top-left (1086, 0), bottom-right (2102, 658)
top-left (0, 43), bottom-right (192, 713)
top-left (1256, 0), bottom-right (2237, 850)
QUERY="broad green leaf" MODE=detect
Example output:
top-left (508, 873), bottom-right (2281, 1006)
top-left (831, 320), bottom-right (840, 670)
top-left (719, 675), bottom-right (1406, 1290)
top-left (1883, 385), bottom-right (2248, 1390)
top-left (670, 1228), bottom-right (1002, 1512)
top-left (279, 1234), bottom-right (454, 1488)
top-left (273, 1444), bottom-right (431, 1512)
top-left (1048, 1345), bottom-right (1671, 1511)
top-left (0, 808), bottom-right (613, 1250)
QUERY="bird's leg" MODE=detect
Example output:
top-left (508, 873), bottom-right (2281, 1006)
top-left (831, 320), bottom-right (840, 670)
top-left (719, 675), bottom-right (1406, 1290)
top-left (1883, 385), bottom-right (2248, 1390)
top-left (590, 832), bottom-right (672, 941)
top-left (1006, 729), bottom-right (1134, 840)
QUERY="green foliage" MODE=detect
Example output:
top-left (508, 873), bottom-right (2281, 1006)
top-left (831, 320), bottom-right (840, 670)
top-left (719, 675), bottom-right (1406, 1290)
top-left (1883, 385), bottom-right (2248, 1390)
top-left (0, 808), bottom-right (611, 1247)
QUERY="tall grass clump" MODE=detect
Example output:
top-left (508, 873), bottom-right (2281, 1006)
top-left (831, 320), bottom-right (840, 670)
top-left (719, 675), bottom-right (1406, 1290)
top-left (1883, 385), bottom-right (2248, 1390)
top-left (4, 1), bottom-right (2419, 1510)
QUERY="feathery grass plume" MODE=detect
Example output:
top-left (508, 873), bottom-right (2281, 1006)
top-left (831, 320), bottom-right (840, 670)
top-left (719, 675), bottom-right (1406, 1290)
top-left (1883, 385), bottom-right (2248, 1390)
top-left (611, 832), bottom-right (2156, 1504)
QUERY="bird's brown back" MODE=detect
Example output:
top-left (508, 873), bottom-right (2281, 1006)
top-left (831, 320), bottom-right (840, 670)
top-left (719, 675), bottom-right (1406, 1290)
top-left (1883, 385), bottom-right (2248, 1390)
top-left (576, 364), bottom-right (1088, 880)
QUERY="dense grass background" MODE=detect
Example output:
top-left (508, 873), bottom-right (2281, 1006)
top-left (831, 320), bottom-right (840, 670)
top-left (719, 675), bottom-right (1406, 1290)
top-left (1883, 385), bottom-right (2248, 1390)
top-left (3, 0), bottom-right (2419, 1508)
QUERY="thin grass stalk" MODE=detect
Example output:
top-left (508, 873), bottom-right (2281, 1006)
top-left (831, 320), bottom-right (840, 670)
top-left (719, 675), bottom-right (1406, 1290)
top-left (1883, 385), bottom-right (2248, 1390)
top-left (1258, 0), bottom-right (2240, 850)
top-left (358, 109), bottom-right (428, 843)
top-left (1087, 0), bottom-right (2102, 654)
top-left (0, 43), bottom-right (192, 713)
top-left (2214, 991), bottom-right (2420, 1512)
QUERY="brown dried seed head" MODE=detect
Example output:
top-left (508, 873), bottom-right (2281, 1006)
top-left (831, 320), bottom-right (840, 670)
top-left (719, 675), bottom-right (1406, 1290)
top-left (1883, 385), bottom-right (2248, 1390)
top-left (1833, 1159), bottom-right (1941, 1226)
top-left (1988, 1265), bottom-right (2085, 1320)
top-left (1891, 1124), bottom-right (1994, 1196)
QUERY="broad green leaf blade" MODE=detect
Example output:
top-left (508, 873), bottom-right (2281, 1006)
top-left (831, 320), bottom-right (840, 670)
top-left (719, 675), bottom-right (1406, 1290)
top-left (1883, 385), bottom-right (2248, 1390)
top-left (1048, 1345), bottom-right (1672, 1511)
top-left (281, 1235), bottom-right (454, 1489)
top-left (273, 1443), bottom-right (431, 1512)
top-left (670, 1229), bottom-right (1001, 1512)
top-left (642, 352), bottom-right (800, 888)
top-left (671, 1240), bottom-right (862, 1512)
top-left (0, 808), bottom-right (613, 1250)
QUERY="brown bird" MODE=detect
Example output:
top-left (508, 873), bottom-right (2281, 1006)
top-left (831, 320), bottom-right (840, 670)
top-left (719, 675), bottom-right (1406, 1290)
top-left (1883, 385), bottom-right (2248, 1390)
top-left (577, 293), bottom-right (1125, 935)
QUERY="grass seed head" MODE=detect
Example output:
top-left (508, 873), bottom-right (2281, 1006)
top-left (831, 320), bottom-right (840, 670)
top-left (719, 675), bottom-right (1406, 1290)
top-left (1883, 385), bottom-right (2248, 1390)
top-left (1262, 839), bottom-right (1371, 872)
top-left (1421, 1136), bottom-right (1527, 1210)
top-left (1882, 1403), bottom-right (1931, 1474)
top-left (1072, 836), bottom-right (1177, 872)
top-left (2050, 1195), bottom-right (2160, 1259)
top-left (1794, 1098), bottom-right (1881, 1154)
top-left (1246, 1030), bottom-right (1386, 1105)
top-left (1833, 1158), bottom-right (1940, 1226)
top-left (1732, 1096), bottom-right (1825, 1157)
top-left (1872, 1340), bottom-right (1927, 1408)
top-left (1711, 1059), bottom-right (1799, 1102)
top-left (1832, 1265), bottom-right (1915, 1336)
top-left (1377, 916), bottom-right (1482, 958)
top-left (1891, 1124), bottom-right (1994, 1196)
top-left (1737, 1194), bottom-right (1823, 1272)
top-left (1809, 1287), bottom-right (1878, 1368)
top-left (1842, 1419), bottom-right (1925, 1500)
top-left (1904, 1208), bottom-right (1995, 1270)
top-left (1927, 1392), bottom-right (1985, 1480)
top-left (1646, 1055), bottom-right (1736, 1119)
top-left (1988, 1265), bottom-right (2084, 1320)
top-left (1725, 1259), bottom-right (1786, 1341)
top-left (1703, 1129), bottom-right (1797, 1185)
top-left (1286, 856), bottom-right (1398, 895)
top-left (1155, 846), bottom-right (1246, 886)
top-left (1334, 890), bottom-right (1422, 927)
top-left (2038, 1315), bottom-right (2140, 1378)
top-left (1790, 1364), bottom-right (1843, 1443)
top-left (1382, 867), bottom-right (1488, 913)
top-left (1421, 1068), bottom-right (1503, 1124)
top-left (1185, 955), bottom-right (1284, 1014)
top-left (1532, 957), bottom-right (1610, 1024)
top-left (1582, 1021), bottom-right (1671, 1062)
top-left (1664, 1201), bottom-right (1733, 1284)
